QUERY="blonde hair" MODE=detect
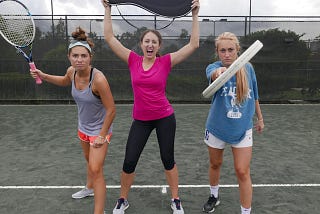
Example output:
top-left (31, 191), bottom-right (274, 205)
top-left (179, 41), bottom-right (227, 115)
top-left (215, 32), bottom-right (248, 104)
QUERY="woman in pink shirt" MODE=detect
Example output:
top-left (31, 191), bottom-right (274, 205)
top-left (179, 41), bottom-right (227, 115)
top-left (102, 1), bottom-right (199, 213)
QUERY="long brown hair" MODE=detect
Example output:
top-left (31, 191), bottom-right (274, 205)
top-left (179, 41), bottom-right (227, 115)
top-left (215, 32), bottom-right (248, 104)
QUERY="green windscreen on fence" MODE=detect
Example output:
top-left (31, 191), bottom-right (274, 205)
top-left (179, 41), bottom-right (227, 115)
top-left (0, 16), bottom-right (319, 103)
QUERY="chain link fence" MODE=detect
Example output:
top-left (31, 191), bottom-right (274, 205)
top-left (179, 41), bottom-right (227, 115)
top-left (0, 15), bottom-right (319, 104)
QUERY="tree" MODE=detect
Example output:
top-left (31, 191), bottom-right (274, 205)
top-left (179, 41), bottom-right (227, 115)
top-left (241, 28), bottom-right (313, 98)
top-left (44, 18), bottom-right (67, 40)
top-left (179, 29), bottom-right (189, 39)
top-left (198, 34), bottom-right (216, 62)
top-left (241, 28), bottom-right (310, 60)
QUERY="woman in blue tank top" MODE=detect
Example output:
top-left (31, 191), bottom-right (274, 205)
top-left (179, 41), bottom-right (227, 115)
top-left (30, 27), bottom-right (116, 214)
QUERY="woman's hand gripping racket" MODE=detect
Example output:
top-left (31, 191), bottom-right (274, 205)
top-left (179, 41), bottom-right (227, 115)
top-left (0, 0), bottom-right (42, 84)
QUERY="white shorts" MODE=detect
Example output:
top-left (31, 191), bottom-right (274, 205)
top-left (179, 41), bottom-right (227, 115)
top-left (204, 129), bottom-right (253, 149)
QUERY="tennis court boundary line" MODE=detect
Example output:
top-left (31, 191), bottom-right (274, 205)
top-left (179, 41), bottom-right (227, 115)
top-left (1, 184), bottom-right (320, 189)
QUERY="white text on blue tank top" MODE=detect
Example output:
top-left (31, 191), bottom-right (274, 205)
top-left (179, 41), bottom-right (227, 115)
top-left (219, 81), bottom-right (252, 119)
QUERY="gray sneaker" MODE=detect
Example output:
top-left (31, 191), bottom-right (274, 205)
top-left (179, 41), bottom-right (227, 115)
top-left (171, 199), bottom-right (184, 214)
top-left (71, 187), bottom-right (94, 199)
top-left (113, 198), bottom-right (129, 214)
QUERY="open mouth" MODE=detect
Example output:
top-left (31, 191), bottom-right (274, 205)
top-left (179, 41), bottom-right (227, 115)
top-left (146, 49), bottom-right (154, 56)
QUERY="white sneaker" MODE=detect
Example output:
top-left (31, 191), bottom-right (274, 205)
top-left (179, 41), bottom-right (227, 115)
top-left (71, 187), bottom-right (94, 199)
top-left (171, 199), bottom-right (184, 214)
top-left (113, 198), bottom-right (129, 214)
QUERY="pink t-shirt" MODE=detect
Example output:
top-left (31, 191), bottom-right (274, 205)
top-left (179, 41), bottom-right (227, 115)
top-left (128, 51), bottom-right (174, 121)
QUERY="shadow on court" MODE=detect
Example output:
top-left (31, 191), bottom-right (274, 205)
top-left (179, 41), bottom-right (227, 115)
top-left (0, 104), bottom-right (319, 213)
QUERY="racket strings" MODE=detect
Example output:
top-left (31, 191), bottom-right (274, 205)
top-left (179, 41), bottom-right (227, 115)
top-left (0, 2), bottom-right (34, 47)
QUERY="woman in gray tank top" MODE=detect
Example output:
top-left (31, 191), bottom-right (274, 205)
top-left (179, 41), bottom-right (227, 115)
top-left (30, 27), bottom-right (116, 214)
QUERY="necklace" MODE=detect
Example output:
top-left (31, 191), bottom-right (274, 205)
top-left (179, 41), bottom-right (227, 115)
top-left (76, 67), bottom-right (90, 84)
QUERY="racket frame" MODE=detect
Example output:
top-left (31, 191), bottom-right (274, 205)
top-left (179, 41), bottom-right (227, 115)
top-left (0, 0), bottom-right (41, 84)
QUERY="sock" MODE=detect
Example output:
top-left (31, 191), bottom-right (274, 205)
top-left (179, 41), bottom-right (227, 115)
top-left (241, 205), bottom-right (251, 214)
top-left (210, 185), bottom-right (219, 198)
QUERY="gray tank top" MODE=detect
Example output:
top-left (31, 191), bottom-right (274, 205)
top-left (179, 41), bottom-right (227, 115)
top-left (71, 68), bottom-right (112, 136)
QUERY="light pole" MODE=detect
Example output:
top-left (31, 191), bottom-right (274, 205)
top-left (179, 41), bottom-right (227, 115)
top-left (202, 18), bottom-right (227, 38)
top-left (214, 18), bottom-right (227, 38)
top-left (89, 19), bottom-right (93, 35)
top-left (249, 0), bottom-right (252, 34)
top-left (89, 19), bottom-right (103, 36)
top-left (51, 0), bottom-right (54, 39)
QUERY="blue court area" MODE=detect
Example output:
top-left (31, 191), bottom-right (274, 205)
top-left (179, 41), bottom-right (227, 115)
top-left (0, 104), bottom-right (319, 213)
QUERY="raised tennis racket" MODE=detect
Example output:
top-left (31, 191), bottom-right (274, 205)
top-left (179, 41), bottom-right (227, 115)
top-left (0, 0), bottom-right (42, 84)
top-left (109, 0), bottom-right (192, 18)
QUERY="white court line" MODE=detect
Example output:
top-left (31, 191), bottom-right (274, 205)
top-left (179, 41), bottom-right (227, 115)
top-left (0, 184), bottom-right (320, 189)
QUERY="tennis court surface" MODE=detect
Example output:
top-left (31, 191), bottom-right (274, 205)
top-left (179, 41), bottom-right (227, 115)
top-left (0, 104), bottom-right (319, 213)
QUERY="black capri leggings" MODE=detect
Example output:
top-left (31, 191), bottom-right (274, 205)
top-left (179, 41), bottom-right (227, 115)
top-left (122, 113), bottom-right (176, 174)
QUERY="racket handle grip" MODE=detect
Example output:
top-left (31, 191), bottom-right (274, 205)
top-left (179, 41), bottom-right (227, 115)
top-left (29, 62), bottom-right (42, 84)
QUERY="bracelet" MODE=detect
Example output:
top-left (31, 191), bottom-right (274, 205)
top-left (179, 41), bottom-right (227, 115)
top-left (98, 135), bottom-right (110, 144)
top-left (98, 136), bottom-right (107, 143)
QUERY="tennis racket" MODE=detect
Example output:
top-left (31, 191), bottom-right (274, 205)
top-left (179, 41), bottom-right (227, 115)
top-left (108, 0), bottom-right (192, 18)
top-left (202, 40), bottom-right (263, 98)
top-left (0, 0), bottom-right (42, 84)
